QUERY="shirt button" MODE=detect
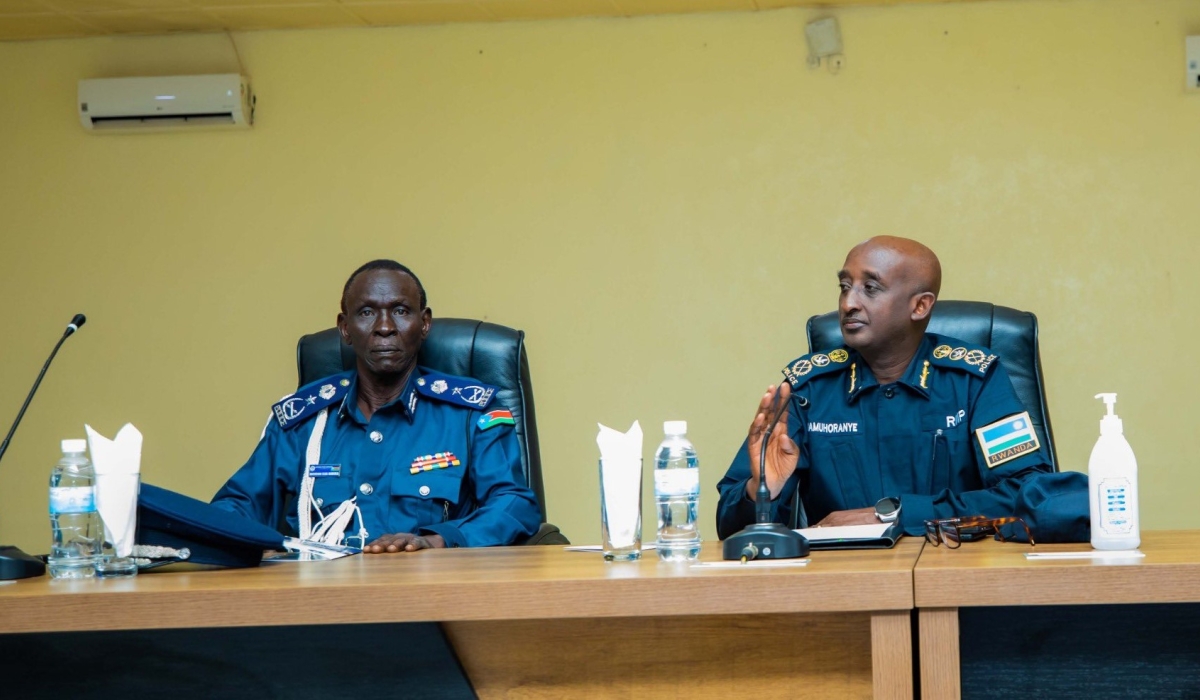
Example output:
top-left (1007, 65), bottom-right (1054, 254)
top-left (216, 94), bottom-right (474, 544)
top-left (419, 485), bottom-right (431, 497)
top-left (884, 387), bottom-right (896, 399)
top-left (369, 430), bottom-right (383, 443)
top-left (359, 483), bottom-right (374, 496)
top-left (315, 498), bottom-right (324, 507)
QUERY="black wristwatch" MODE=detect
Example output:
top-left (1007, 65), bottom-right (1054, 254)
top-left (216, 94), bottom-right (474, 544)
top-left (874, 496), bottom-right (901, 523)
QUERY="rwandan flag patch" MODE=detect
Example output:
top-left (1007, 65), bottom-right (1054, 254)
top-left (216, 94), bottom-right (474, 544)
top-left (974, 411), bottom-right (1041, 468)
top-left (478, 409), bottom-right (515, 430)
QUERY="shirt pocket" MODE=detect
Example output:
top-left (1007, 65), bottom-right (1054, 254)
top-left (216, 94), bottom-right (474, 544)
top-left (809, 434), bottom-right (872, 511)
top-left (311, 476), bottom-right (354, 511)
top-left (921, 410), bottom-right (978, 493)
top-left (392, 467), bottom-right (467, 527)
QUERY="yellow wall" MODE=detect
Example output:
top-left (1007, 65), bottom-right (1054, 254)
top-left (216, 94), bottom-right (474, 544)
top-left (2, 0), bottom-right (1198, 554)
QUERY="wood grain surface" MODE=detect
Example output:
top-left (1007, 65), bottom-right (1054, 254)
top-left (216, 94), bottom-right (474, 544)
top-left (871, 610), bottom-right (914, 700)
top-left (913, 530), bottom-right (1200, 608)
top-left (446, 612), bottom-right (875, 699)
top-left (0, 539), bottom-right (922, 635)
top-left (918, 608), bottom-right (960, 700)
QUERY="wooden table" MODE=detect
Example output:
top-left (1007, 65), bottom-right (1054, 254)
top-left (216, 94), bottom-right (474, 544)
top-left (914, 530), bottom-right (1200, 700)
top-left (0, 539), bottom-right (922, 699)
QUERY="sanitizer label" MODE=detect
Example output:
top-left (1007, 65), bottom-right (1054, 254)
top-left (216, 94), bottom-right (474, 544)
top-left (49, 486), bottom-right (96, 514)
top-left (654, 469), bottom-right (700, 497)
top-left (1098, 477), bottom-right (1133, 534)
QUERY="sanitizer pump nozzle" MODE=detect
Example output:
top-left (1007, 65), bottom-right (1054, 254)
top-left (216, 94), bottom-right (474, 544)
top-left (1095, 393), bottom-right (1123, 436)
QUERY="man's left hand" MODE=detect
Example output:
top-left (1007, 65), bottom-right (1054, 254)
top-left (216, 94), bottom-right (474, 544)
top-left (814, 507), bottom-right (877, 527)
top-left (364, 533), bottom-right (446, 553)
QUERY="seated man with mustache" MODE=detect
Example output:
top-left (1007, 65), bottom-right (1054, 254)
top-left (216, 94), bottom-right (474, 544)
top-left (717, 237), bottom-right (1053, 537)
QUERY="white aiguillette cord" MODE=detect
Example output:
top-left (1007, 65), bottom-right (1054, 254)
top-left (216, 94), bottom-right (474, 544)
top-left (297, 409), bottom-right (367, 547)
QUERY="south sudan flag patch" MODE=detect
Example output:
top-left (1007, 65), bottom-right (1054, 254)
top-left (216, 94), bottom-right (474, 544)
top-left (478, 409), bottom-right (515, 430)
top-left (975, 411), bottom-right (1040, 468)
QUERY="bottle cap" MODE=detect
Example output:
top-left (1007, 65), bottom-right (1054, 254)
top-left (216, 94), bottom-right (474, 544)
top-left (663, 420), bottom-right (687, 436)
top-left (61, 439), bottom-right (87, 454)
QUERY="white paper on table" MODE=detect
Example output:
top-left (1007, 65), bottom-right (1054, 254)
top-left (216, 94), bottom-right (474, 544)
top-left (596, 421), bottom-right (643, 549)
top-left (690, 559), bottom-right (811, 569)
top-left (563, 544), bottom-right (658, 553)
top-left (86, 423), bottom-right (142, 558)
top-left (795, 523), bottom-right (891, 543)
top-left (261, 537), bottom-right (361, 562)
top-left (1024, 550), bottom-right (1145, 561)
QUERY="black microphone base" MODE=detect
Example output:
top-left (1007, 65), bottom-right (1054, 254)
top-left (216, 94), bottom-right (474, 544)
top-left (722, 523), bottom-right (810, 561)
top-left (0, 545), bottom-right (45, 580)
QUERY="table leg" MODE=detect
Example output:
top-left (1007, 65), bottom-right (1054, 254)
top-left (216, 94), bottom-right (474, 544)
top-left (871, 610), bottom-right (913, 700)
top-left (918, 607), bottom-right (960, 700)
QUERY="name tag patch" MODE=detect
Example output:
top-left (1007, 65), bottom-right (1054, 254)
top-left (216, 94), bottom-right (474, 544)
top-left (808, 421), bottom-right (859, 434)
top-left (308, 464), bottom-right (341, 478)
top-left (975, 411), bottom-right (1040, 468)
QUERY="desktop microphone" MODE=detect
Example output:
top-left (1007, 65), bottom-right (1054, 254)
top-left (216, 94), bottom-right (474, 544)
top-left (66, 313), bottom-right (86, 335)
top-left (0, 313), bottom-right (87, 580)
top-left (722, 390), bottom-right (810, 562)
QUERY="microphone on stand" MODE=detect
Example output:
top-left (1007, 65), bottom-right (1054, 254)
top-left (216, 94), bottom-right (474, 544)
top-left (722, 389), bottom-right (809, 562)
top-left (0, 314), bottom-right (87, 580)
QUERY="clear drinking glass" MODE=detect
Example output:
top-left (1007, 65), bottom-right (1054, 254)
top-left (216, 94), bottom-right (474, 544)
top-left (599, 458), bottom-right (643, 561)
top-left (94, 472), bottom-right (140, 577)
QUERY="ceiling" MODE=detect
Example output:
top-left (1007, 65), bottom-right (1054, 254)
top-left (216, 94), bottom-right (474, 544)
top-left (0, 0), bottom-right (983, 42)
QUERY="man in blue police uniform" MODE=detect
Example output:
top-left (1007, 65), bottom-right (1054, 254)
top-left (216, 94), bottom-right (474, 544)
top-left (212, 260), bottom-right (541, 552)
top-left (717, 237), bottom-right (1053, 537)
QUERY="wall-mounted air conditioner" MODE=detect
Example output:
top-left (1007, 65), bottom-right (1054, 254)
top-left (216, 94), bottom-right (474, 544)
top-left (78, 74), bottom-right (254, 132)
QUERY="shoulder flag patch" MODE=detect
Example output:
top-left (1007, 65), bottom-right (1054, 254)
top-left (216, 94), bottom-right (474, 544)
top-left (416, 368), bottom-right (498, 410)
top-left (477, 409), bottom-right (515, 431)
top-left (929, 336), bottom-right (998, 377)
top-left (272, 372), bottom-right (353, 431)
top-left (782, 348), bottom-right (851, 389)
top-left (975, 411), bottom-right (1040, 468)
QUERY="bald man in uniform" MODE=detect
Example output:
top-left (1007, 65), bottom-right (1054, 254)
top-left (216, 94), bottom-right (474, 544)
top-left (716, 237), bottom-right (1053, 537)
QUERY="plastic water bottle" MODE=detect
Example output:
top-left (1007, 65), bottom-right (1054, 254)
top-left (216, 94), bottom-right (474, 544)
top-left (654, 421), bottom-right (701, 561)
top-left (48, 439), bottom-right (104, 578)
top-left (1088, 393), bottom-right (1140, 550)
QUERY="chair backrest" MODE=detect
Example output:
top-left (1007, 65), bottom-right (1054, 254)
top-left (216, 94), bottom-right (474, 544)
top-left (805, 300), bottom-right (1058, 471)
top-left (295, 318), bottom-right (547, 521)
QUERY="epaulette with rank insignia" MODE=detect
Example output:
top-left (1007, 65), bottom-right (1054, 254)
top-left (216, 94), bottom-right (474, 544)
top-left (928, 336), bottom-right (999, 377)
top-left (414, 368), bottom-right (498, 411)
top-left (781, 348), bottom-right (852, 388)
top-left (272, 371), bottom-right (353, 431)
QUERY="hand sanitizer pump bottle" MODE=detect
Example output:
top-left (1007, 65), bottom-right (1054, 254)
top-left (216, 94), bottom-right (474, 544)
top-left (1089, 393), bottom-right (1140, 550)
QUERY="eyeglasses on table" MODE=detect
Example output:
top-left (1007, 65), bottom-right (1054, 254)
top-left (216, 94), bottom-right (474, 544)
top-left (923, 515), bottom-right (1035, 548)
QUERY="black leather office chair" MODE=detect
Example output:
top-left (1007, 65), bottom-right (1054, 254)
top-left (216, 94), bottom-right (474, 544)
top-left (806, 300), bottom-right (1058, 471)
top-left (296, 318), bottom-right (568, 545)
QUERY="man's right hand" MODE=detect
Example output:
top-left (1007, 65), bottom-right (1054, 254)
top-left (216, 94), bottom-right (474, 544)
top-left (746, 383), bottom-right (800, 502)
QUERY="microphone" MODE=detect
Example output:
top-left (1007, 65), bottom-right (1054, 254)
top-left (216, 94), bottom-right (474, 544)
top-left (722, 388), bottom-right (810, 562)
top-left (66, 313), bottom-right (86, 335)
top-left (0, 314), bottom-right (87, 580)
top-left (753, 396), bottom-right (788, 524)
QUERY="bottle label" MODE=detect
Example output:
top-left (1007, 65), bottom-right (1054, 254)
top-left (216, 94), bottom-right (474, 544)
top-left (49, 486), bottom-right (96, 514)
top-left (1097, 477), bottom-right (1133, 534)
top-left (654, 469), bottom-right (699, 497)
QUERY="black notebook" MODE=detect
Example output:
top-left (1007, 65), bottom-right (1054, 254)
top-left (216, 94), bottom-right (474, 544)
top-left (796, 522), bottom-right (904, 550)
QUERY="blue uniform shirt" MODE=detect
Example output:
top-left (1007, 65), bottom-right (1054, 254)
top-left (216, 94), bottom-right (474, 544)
top-left (716, 334), bottom-right (1053, 537)
top-left (212, 367), bottom-right (541, 548)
